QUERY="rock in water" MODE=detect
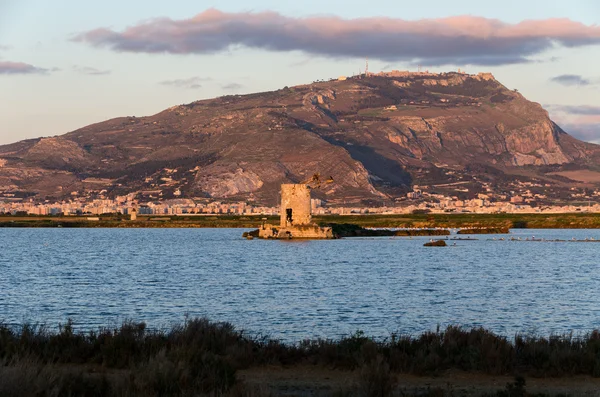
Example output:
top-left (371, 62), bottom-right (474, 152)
top-left (424, 240), bottom-right (447, 247)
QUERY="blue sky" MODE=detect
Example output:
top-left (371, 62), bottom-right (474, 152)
top-left (1, 0), bottom-right (599, 144)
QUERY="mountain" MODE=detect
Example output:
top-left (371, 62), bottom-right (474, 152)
top-left (1, 71), bottom-right (599, 205)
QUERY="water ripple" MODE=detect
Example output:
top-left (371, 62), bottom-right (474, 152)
top-left (1, 228), bottom-right (599, 341)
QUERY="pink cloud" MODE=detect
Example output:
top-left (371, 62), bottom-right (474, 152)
top-left (0, 61), bottom-right (48, 74)
top-left (73, 9), bottom-right (600, 66)
top-left (574, 115), bottom-right (600, 124)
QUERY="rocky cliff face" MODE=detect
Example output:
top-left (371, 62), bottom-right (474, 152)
top-left (0, 72), bottom-right (598, 204)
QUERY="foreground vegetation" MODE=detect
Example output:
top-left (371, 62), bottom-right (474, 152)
top-left (2, 318), bottom-right (600, 396)
top-left (4, 212), bottom-right (600, 229)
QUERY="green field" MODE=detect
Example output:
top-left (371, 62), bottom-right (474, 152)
top-left (2, 212), bottom-right (600, 229)
top-left (313, 213), bottom-right (600, 229)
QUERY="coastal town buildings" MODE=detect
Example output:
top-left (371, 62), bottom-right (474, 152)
top-left (1, 191), bottom-right (600, 217)
top-left (1, 173), bottom-right (600, 218)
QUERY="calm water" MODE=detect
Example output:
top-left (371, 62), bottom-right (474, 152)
top-left (1, 228), bottom-right (600, 341)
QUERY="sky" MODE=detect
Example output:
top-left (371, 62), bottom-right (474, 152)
top-left (0, 0), bottom-right (599, 145)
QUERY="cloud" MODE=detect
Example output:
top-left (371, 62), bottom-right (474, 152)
top-left (0, 61), bottom-right (48, 75)
top-left (289, 57), bottom-right (313, 68)
top-left (547, 104), bottom-right (600, 116)
top-left (0, 45), bottom-right (10, 51)
top-left (73, 65), bottom-right (111, 75)
top-left (547, 104), bottom-right (600, 143)
top-left (560, 122), bottom-right (600, 143)
top-left (159, 76), bottom-right (210, 89)
top-left (221, 82), bottom-right (243, 91)
top-left (550, 74), bottom-right (592, 86)
top-left (72, 9), bottom-right (600, 66)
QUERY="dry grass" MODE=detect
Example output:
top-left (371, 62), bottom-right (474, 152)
top-left (0, 319), bottom-right (598, 395)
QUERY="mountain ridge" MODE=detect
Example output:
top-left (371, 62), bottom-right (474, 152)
top-left (1, 71), bottom-right (599, 205)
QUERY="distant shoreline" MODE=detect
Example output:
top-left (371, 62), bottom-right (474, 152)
top-left (2, 213), bottom-right (600, 229)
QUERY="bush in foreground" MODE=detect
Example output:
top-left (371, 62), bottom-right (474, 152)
top-left (1, 318), bottom-right (599, 395)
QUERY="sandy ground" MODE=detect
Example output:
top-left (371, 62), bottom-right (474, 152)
top-left (238, 366), bottom-right (600, 396)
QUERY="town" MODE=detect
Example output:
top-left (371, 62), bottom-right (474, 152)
top-left (2, 181), bottom-right (600, 217)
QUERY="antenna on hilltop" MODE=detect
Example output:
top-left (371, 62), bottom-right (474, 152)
top-left (365, 57), bottom-right (369, 77)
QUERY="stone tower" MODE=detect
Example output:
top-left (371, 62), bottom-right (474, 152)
top-left (129, 207), bottom-right (137, 221)
top-left (280, 184), bottom-right (312, 227)
top-left (256, 183), bottom-right (333, 239)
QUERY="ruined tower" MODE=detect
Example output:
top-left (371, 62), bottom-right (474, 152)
top-left (255, 183), bottom-right (333, 239)
top-left (129, 207), bottom-right (137, 221)
top-left (280, 184), bottom-right (312, 227)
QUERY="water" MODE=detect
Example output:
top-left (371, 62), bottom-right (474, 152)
top-left (1, 228), bottom-right (600, 341)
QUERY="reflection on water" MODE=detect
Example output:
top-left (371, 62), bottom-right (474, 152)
top-left (1, 228), bottom-right (599, 341)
